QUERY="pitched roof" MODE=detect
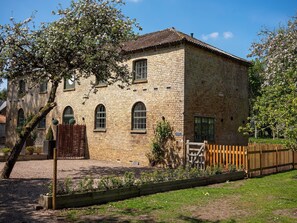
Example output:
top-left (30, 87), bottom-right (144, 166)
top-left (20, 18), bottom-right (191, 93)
top-left (123, 28), bottom-right (250, 66)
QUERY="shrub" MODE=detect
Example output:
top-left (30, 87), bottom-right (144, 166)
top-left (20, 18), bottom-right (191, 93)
top-left (1, 148), bottom-right (11, 155)
top-left (35, 147), bottom-right (42, 154)
top-left (147, 118), bottom-right (175, 167)
top-left (25, 146), bottom-right (35, 155)
top-left (46, 126), bottom-right (54, 140)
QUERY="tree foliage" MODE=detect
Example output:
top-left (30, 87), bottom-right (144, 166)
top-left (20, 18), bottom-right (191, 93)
top-left (0, 88), bottom-right (7, 101)
top-left (0, 0), bottom-right (140, 178)
top-left (242, 15), bottom-right (297, 147)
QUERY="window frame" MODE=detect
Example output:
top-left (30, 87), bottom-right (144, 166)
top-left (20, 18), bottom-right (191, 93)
top-left (63, 75), bottom-right (75, 91)
top-left (62, 106), bottom-right (74, 124)
top-left (133, 59), bottom-right (147, 83)
top-left (39, 81), bottom-right (48, 94)
top-left (18, 80), bottom-right (26, 95)
top-left (94, 104), bottom-right (106, 131)
top-left (131, 102), bottom-right (147, 132)
top-left (194, 116), bottom-right (215, 143)
top-left (17, 108), bottom-right (25, 127)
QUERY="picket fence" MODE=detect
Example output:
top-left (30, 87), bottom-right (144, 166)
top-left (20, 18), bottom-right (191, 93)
top-left (186, 141), bottom-right (297, 177)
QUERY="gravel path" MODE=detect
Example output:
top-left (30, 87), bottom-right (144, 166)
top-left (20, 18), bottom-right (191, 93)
top-left (0, 159), bottom-right (151, 222)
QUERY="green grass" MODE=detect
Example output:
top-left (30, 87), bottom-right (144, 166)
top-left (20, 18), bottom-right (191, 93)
top-left (59, 170), bottom-right (297, 222)
top-left (249, 137), bottom-right (288, 145)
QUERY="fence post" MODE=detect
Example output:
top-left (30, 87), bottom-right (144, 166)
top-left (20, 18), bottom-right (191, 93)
top-left (275, 147), bottom-right (278, 173)
top-left (260, 147), bottom-right (263, 176)
top-left (245, 146), bottom-right (250, 178)
top-left (293, 150), bottom-right (295, 170)
top-left (204, 140), bottom-right (208, 168)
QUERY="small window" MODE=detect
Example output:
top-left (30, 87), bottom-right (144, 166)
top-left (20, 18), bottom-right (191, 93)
top-left (39, 81), bottom-right (48, 93)
top-left (194, 117), bottom-right (215, 142)
top-left (18, 80), bottom-right (26, 95)
top-left (37, 108), bottom-right (46, 129)
top-left (132, 102), bottom-right (146, 130)
top-left (62, 106), bottom-right (74, 124)
top-left (133, 59), bottom-right (147, 81)
top-left (94, 104), bottom-right (106, 129)
top-left (17, 108), bottom-right (25, 127)
top-left (64, 75), bottom-right (75, 90)
top-left (95, 76), bottom-right (107, 87)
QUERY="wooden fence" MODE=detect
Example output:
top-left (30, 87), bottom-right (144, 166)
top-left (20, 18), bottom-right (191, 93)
top-left (246, 144), bottom-right (296, 177)
top-left (57, 124), bottom-right (86, 159)
top-left (185, 141), bottom-right (297, 177)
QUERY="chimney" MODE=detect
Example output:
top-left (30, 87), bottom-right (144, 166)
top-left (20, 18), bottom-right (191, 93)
top-left (190, 33), bottom-right (194, 38)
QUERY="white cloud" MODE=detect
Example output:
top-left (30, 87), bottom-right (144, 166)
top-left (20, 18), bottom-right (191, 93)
top-left (201, 32), bottom-right (219, 41)
top-left (223, 31), bottom-right (234, 39)
top-left (209, 32), bottom-right (219, 39)
top-left (201, 31), bottom-right (234, 41)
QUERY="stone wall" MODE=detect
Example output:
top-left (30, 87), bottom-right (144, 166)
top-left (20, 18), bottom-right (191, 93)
top-left (6, 44), bottom-right (186, 165)
top-left (184, 44), bottom-right (249, 145)
top-left (6, 41), bottom-right (249, 165)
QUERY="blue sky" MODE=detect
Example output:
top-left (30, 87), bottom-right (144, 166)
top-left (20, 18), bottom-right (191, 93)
top-left (0, 0), bottom-right (296, 89)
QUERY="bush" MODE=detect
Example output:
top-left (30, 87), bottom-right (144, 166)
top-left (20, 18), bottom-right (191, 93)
top-left (46, 126), bottom-right (54, 140)
top-left (25, 146), bottom-right (35, 155)
top-left (1, 148), bottom-right (11, 156)
top-left (35, 147), bottom-right (42, 154)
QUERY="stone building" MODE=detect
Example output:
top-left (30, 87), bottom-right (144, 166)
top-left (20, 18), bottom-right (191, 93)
top-left (6, 28), bottom-right (250, 165)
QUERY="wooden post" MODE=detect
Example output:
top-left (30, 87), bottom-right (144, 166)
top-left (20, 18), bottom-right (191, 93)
top-left (275, 147), bottom-right (278, 173)
top-left (203, 140), bottom-right (208, 168)
top-left (52, 124), bottom-right (59, 210)
top-left (52, 147), bottom-right (57, 210)
top-left (183, 136), bottom-right (186, 167)
top-left (260, 148), bottom-right (263, 176)
top-left (293, 150), bottom-right (295, 170)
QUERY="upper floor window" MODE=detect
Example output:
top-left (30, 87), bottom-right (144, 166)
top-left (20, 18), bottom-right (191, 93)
top-left (17, 108), bottom-right (25, 127)
top-left (62, 106), bottom-right (74, 124)
top-left (194, 117), bottom-right (215, 142)
top-left (132, 102), bottom-right (146, 130)
top-left (18, 80), bottom-right (26, 95)
top-left (133, 59), bottom-right (147, 81)
top-left (64, 75), bottom-right (75, 90)
top-left (95, 75), bottom-right (107, 87)
top-left (37, 108), bottom-right (46, 129)
top-left (39, 81), bottom-right (48, 93)
top-left (94, 104), bottom-right (106, 129)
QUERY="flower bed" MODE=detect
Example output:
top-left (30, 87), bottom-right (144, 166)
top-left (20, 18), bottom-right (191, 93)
top-left (39, 167), bottom-right (246, 209)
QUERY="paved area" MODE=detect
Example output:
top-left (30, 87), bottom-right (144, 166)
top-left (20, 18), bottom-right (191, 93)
top-left (0, 159), bottom-right (151, 222)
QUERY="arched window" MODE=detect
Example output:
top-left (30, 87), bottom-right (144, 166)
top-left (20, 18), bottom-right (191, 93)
top-left (37, 108), bottom-right (46, 129)
top-left (18, 80), bottom-right (26, 95)
top-left (132, 102), bottom-right (146, 130)
top-left (63, 106), bottom-right (74, 124)
top-left (17, 108), bottom-right (25, 127)
top-left (94, 104), bottom-right (106, 129)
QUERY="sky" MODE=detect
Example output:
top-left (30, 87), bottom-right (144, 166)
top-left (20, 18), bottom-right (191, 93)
top-left (0, 0), bottom-right (296, 90)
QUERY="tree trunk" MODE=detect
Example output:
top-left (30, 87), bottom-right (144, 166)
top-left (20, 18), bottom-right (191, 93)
top-left (1, 81), bottom-right (59, 179)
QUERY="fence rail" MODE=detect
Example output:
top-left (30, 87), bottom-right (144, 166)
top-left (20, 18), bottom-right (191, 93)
top-left (185, 141), bottom-right (297, 177)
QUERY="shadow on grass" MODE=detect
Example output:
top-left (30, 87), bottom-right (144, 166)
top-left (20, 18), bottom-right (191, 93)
top-left (179, 215), bottom-right (237, 223)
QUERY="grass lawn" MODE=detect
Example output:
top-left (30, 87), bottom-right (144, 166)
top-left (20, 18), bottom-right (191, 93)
top-left (59, 170), bottom-right (297, 222)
